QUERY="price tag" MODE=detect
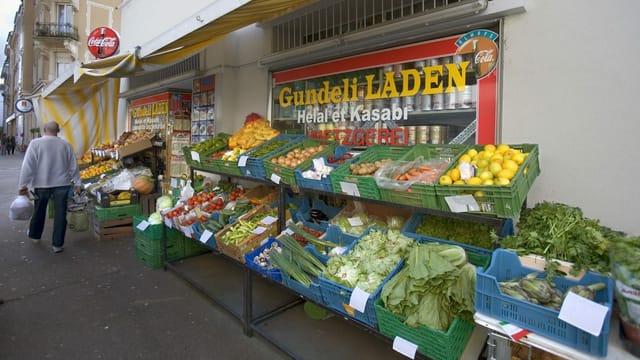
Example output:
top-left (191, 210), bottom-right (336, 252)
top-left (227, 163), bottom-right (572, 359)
top-left (261, 216), bottom-right (278, 225)
top-left (270, 173), bottom-right (281, 184)
top-left (283, 228), bottom-right (294, 236)
top-left (339, 182), bottom-right (360, 197)
top-left (348, 287), bottom-right (369, 313)
top-left (347, 217), bottom-right (363, 227)
top-left (199, 230), bottom-right (213, 244)
top-left (182, 226), bottom-right (193, 238)
top-left (164, 217), bottom-right (173, 228)
top-left (136, 220), bottom-right (150, 231)
top-left (559, 291), bottom-right (609, 336)
top-left (190, 151), bottom-right (200, 162)
top-left (392, 336), bottom-right (418, 359)
top-left (170, 178), bottom-right (178, 188)
top-left (252, 226), bottom-right (267, 235)
top-left (444, 195), bottom-right (480, 213)
top-left (238, 155), bottom-right (248, 167)
top-left (312, 157), bottom-right (325, 170)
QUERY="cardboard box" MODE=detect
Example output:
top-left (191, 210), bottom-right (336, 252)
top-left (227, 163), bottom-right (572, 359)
top-left (117, 139), bottom-right (153, 158)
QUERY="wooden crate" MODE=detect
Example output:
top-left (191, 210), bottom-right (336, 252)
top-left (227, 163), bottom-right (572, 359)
top-left (92, 217), bottom-right (134, 240)
top-left (140, 193), bottom-right (162, 216)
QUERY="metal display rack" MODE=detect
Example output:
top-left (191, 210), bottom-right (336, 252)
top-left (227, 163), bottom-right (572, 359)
top-left (161, 165), bottom-right (509, 359)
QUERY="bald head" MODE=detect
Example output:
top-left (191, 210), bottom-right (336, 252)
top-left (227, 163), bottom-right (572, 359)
top-left (43, 121), bottom-right (60, 135)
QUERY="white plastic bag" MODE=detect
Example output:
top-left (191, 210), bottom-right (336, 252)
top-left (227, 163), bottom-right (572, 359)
top-left (180, 180), bottom-right (194, 202)
top-left (9, 195), bottom-right (34, 221)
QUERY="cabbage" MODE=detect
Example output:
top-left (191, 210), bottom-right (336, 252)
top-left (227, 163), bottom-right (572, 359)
top-left (148, 212), bottom-right (163, 224)
top-left (156, 195), bottom-right (173, 211)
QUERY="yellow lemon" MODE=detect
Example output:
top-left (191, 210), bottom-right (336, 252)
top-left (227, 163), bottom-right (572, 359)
top-left (512, 152), bottom-right (525, 165)
top-left (439, 175), bottom-right (453, 185)
top-left (449, 168), bottom-right (461, 181)
top-left (482, 179), bottom-right (494, 186)
top-left (453, 180), bottom-right (466, 185)
top-left (489, 162), bottom-right (503, 176)
top-left (467, 176), bottom-right (483, 185)
top-left (490, 153), bottom-right (504, 164)
top-left (503, 159), bottom-right (519, 172)
top-left (495, 177), bottom-right (511, 186)
top-left (496, 144), bottom-right (511, 154)
top-left (484, 144), bottom-right (497, 153)
top-left (474, 190), bottom-right (485, 197)
top-left (479, 170), bottom-right (494, 181)
top-left (477, 159), bottom-right (490, 169)
top-left (467, 148), bottom-right (479, 158)
top-left (497, 168), bottom-right (516, 180)
top-left (459, 154), bottom-right (472, 163)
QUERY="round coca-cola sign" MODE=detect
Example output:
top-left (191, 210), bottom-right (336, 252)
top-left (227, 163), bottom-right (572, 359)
top-left (87, 27), bottom-right (120, 59)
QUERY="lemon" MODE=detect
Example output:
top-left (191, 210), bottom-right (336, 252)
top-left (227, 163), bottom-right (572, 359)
top-left (495, 177), bottom-right (511, 186)
top-left (474, 190), bottom-right (485, 197)
top-left (439, 175), bottom-right (453, 185)
top-left (479, 170), bottom-right (494, 181)
top-left (467, 148), bottom-right (478, 158)
top-left (484, 144), bottom-right (497, 153)
top-left (511, 152), bottom-right (525, 165)
top-left (477, 159), bottom-right (490, 169)
top-left (459, 154), bottom-right (472, 164)
top-left (503, 159), bottom-right (519, 172)
top-left (496, 144), bottom-right (511, 154)
top-left (481, 151), bottom-right (494, 160)
top-left (482, 179), bottom-right (494, 185)
top-left (489, 162), bottom-right (503, 176)
top-left (453, 180), bottom-right (466, 185)
top-left (497, 168), bottom-right (516, 180)
top-left (467, 176), bottom-right (483, 185)
top-left (490, 153), bottom-right (504, 164)
top-left (449, 168), bottom-right (461, 181)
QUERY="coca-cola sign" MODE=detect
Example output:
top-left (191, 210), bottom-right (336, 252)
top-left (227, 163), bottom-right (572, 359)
top-left (87, 27), bottom-right (120, 59)
top-left (454, 29), bottom-right (499, 80)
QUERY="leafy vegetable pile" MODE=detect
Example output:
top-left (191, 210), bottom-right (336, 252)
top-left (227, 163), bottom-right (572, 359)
top-left (323, 229), bottom-right (415, 293)
top-left (611, 236), bottom-right (640, 325)
top-left (499, 201), bottom-right (623, 276)
top-left (381, 243), bottom-right (475, 331)
top-left (414, 215), bottom-right (497, 250)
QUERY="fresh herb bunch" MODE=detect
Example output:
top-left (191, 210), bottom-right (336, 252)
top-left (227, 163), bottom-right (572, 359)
top-left (415, 215), bottom-right (497, 250)
top-left (499, 201), bottom-right (623, 276)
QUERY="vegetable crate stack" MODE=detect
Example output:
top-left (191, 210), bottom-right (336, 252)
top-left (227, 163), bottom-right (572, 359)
top-left (132, 215), bottom-right (185, 269)
top-left (91, 203), bottom-right (142, 241)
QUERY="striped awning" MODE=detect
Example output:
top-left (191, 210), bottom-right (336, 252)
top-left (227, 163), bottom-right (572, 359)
top-left (36, 78), bottom-right (120, 156)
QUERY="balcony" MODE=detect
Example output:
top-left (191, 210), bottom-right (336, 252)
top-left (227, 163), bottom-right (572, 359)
top-left (34, 22), bottom-right (79, 42)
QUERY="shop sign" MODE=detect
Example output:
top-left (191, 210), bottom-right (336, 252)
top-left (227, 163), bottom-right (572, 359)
top-left (455, 29), bottom-right (499, 79)
top-left (87, 27), bottom-right (120, 59)
top-left (15, 98), bottom-right (34, 113)
top-left (131, 101), bottom-right (169, 119)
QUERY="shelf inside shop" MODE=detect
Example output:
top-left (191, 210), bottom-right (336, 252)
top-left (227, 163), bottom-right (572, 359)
top-left (404, 108), bottom-right (476, 127)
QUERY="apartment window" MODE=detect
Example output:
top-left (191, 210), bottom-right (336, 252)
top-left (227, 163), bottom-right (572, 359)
top-left (56, 62), bottom-right (71, 78)
top-left (57, 4), bottom-right (73, 34)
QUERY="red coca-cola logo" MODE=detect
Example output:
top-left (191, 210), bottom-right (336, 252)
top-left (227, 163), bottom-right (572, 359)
top-left (87, 27), bottom-right (120, 59)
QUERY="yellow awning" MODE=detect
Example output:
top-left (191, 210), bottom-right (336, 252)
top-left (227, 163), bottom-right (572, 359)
top-left (35, 78), bottom-right (121, 156)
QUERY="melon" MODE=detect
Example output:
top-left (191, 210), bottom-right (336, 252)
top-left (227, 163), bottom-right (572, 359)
top-left (132, 175), bottom-right (155, 194)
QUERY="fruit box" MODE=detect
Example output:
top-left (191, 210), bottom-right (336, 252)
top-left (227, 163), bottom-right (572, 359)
top-left (239, 134), bottom-right (304, 179)
top-left (215, 205), bottom-right (278, 264)
top-left (475, 249), bottom-right (614, 357)
top-left (263, 139), bottom-right (336, 186)
top-left (435, 144), bottom-right (540, 218)
top-left (243, 237), bottom-right (283, 283)
top-left (329, 145), bottom-right (409, 200)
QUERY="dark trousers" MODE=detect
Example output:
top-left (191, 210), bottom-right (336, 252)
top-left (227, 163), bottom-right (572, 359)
top-left (29, 186), bottom-right (71, 247)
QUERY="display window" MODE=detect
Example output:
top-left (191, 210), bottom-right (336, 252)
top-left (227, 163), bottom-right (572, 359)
top-left (271, 29), bottom-right (499, 146)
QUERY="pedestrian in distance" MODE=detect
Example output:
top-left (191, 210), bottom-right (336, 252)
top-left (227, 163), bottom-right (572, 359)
top-left (18, 121), bottom-right (82, 253)
top-left (0, 133), bottom-right (6, 156)
top-left (8, 135), bottom-right (16, 155)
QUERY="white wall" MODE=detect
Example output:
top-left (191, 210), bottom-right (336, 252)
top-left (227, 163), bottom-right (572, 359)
top-left (502, 0), bottom-right (640, 235)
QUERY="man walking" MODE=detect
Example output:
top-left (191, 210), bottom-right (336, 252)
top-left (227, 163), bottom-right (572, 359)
top-left (18, 121), bottom-right (81, 253)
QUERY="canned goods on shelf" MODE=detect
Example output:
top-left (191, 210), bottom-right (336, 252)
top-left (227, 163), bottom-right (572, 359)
top-left (419, 94), bottom-right (431, 111)
top-left (432, 92), bottom-right (444, 110)
top-left (407, 126), bottom-right (417, 145)
top-left (445, 91), bottom-right (457, 110)
top-left (402, 96), bottom-right (415, 112)
top-left (417, 126), bottom-right (429, 144)
top-left (430, 126), bottom-right (447, 144)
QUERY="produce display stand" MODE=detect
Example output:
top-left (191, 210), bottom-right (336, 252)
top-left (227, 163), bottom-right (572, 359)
top-left (155, 160), bottom-right (512, 360)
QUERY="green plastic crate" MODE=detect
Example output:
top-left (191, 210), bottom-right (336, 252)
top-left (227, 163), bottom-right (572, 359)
top-left (329, 145), bottom-right (409, 200)
top-left (263, 139), bottom-right (336, 186)
top-left (182, 133), bottom-right (231, 167)
top-left (209, 156), bottom-right (243, 176)
top-left (94, 203), bottom-right (142, 222)
top-left (134, 229), bottom-right (185, 269)
top-left (378, 144), bottom-right (466, 209)
top-left (133, 215), bottom-right (165, 240)
top-left (374, 298), bottom-right (474, 360)
top-left (435, 144), bottom-right (540, 218)
top-left (183, 237), bottom-right (211, 257)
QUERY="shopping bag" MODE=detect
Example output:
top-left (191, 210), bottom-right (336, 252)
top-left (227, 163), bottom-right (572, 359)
top-left (9, 195), bottom-right (34, 221)
top-left (67, 209), bottom-right (89, 232)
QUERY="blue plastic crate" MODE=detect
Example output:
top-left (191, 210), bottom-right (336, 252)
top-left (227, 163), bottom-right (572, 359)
top-left (282, 274), bottom-right (324, 304)
top-left (476, 249), bottom-right (614, 357)
top-left (294, 158), bottom-right (337, 192)
top-left (239, 134), bottom-right (304, 179)
top-left (304, 226), bottom-right (357, 264)
top-left (401, 213), bottom-right (514, 269)
top-left (190, 222), bottom-right (218, 249)
top-left (294, 199), bottom-right (341, 233)
top-left (244, 237), bottom-right (283, 283)
top-left (318, 227), bottom-right (407, 328)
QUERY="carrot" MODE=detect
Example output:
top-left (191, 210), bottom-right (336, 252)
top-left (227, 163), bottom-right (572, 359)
top-left (418, 165), bottom-right (432, 171)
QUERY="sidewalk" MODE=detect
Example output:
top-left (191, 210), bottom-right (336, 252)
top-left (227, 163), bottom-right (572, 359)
top-left (0, 153), bottom-right (288, 360)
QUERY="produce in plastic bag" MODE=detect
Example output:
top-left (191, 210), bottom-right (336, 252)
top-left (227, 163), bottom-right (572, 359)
top-left (180, 180), bottom-right (195, 202)
top-left (9, 195), bottom-right (34, 221)
top-left (374, 156), bottom-right (450, 191)
top-left (67, 209), bottom-right (89, 232)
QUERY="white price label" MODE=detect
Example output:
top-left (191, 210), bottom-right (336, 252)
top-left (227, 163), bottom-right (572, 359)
top-left (559, 291), bottom-right (609, 336)
top-left (444, 195), bottom-right (480, 213)
top-left (261, 216), bottom-right (278, 225)
top-left (170, 178), bottom-right (178, 188)
top-left (348, 287), bottom-right (369, 313)
top-left (283, 228), bottom-right (294, 236)
top-left (136, 220), bottom-right (150, 231)
top-left (183, 226), bottom-right (193, 238)
top-left (164, 217), bottom-right (173, 228)
top-left (270, 173), bottom-right (281, 184)
top-left (238, 155), bottom-right (248, 167)
top-left (339, 182), bottom-right (360, 197)
top-left (190, 151), bottom-right (200, 162)
top-left (252, 226), bottom-right (267, 235)
top-left (347, 217), bottom-right (364, 227)
top-left (199, 230), bottom-right (213, 244)
top-left (392, 336), bottom-right (418, 359)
